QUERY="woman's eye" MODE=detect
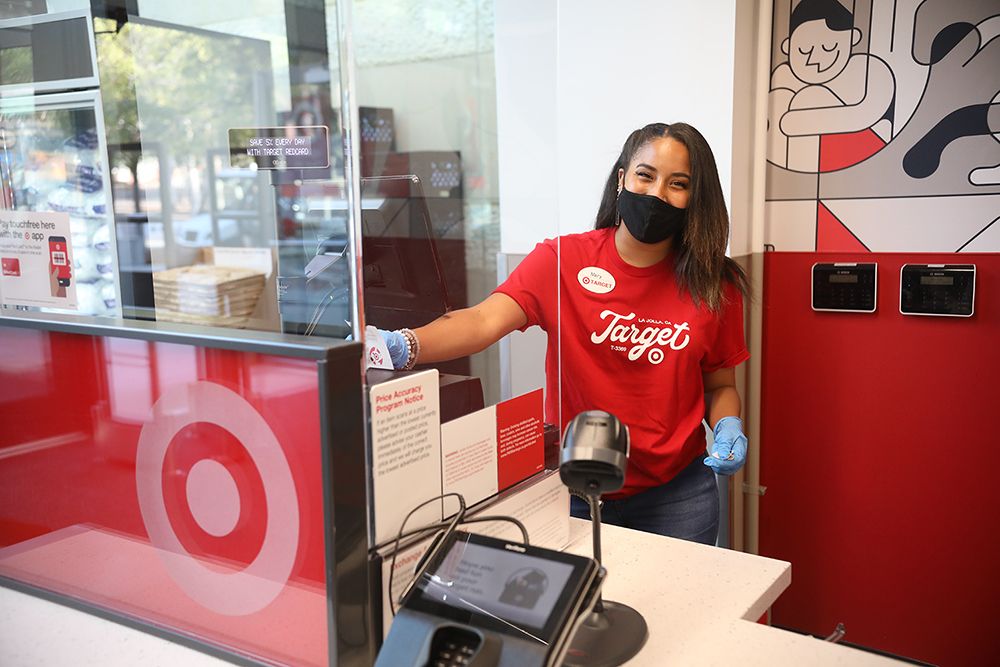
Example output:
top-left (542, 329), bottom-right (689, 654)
top-left (636, 171), bottom-right (652, 179)
top-left (672, 181), bottom-right (688, 189)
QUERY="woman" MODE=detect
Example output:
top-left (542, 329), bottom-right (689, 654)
top-left (382, 122), bottom-right (749, 545)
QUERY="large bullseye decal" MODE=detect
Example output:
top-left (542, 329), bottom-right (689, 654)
top-left (136, 381), bottom-right (299, 615)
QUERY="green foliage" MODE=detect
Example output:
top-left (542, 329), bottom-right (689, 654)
top-left (94, 17), bottom-right (271, 168)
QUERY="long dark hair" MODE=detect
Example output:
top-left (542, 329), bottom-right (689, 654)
top-left (595, 122), bottom-right (749, 311)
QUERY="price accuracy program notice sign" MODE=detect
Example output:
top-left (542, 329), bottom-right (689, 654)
top-left (228, 126), bottom-right (330, 170)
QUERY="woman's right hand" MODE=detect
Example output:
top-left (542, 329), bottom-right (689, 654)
top-left (378, 329), bottom-right (410, 369)
top-left (373, 293), bottom-right (528, 370)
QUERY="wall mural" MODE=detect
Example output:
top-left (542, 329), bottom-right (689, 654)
top-left (765, 0), bottom-right (1000, 252)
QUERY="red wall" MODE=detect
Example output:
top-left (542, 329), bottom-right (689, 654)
top-left (758, 252), bottom-right (1000, 665)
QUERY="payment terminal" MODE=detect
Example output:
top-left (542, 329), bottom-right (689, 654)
top-left (376, 531), bottom-right (605, 667)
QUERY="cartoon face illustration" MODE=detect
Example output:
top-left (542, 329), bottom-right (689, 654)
top-left (765, 0), bottom-right (1000, 254)
top-left (784, 17), bottom-right (858, 85)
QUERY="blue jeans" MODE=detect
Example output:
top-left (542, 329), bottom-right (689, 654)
top-left (570, 453), bottom-right (719, 545)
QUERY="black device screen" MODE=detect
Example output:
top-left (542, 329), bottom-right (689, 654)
top-left (406, 532), bottom-right (595, 645)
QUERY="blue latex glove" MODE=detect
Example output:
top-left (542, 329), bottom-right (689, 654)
top-left (703, 416), bottom-right (748, 476)
top-left (379, 328), bottom-right (409, 369)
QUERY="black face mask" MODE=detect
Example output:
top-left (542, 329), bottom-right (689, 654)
top-left (617, 186), bottom-right (687, 244)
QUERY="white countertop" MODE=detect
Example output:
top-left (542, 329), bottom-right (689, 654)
top-left (0, 585), bottom-right (233, 667)
top-left (562, 519), bottom-right (900, 665)
top-left (1, 521), bottom-right (902, 666)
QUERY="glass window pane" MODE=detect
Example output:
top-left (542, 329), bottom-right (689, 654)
top-left (87, 2), bottom-right (355, 337)
top-left (352, 0), bottom-right (505, 402)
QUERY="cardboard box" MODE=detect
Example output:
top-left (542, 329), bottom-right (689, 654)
top-left (153, 264), bottom-right (265, 328)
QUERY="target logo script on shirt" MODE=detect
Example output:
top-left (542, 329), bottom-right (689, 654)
top-left (590, 309), bottom-right (691, 364)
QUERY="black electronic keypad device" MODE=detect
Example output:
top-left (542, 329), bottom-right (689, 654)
top-left (900, 264), bottom-right (975, 317)
top-left (812, 262), bottom-right (878, 313)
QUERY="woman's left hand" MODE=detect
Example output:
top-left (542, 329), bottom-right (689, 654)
top-left (704, 416), bottom-right (748, 475)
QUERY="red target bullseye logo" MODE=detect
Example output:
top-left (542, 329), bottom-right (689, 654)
top-left (136, 381), bottom-right (299, 615)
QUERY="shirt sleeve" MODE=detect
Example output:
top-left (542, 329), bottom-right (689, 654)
top-left (492, 239), bottom-right (558, 331)
top-left (701, 281), bottom-right (750, 373)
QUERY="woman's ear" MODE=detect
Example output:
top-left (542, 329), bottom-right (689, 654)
top-left (617, 167), bottom-right (624, 193)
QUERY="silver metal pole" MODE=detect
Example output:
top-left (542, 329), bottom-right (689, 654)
top-left (335, 0), bottom-right (365, 343)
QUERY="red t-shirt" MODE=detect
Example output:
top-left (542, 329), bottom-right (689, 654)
top-left (495, 227), bottom-right (749, 498)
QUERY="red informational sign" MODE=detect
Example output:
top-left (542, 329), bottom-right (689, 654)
top-left (0, 328), bottom-right (330, 666)
top-left (495, 388), bottom-right (544, 491)
top-left (48, 236), bottom-right (71, 285)
top-left (1, 257), bottom-right (19, 276)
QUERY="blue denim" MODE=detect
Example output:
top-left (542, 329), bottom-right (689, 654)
top-left (570, 453), bottom-right (719, 545)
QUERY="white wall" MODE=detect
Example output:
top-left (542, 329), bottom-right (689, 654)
top-left (494, 0), bottom-right (559, 254)
top-left (496, 0), bottom-right (738, 254)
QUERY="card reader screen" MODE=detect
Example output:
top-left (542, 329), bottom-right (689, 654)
top-left (418, 540), bottom-right (575, 635)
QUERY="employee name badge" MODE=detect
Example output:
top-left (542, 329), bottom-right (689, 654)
top-left (365, 325), bottom-right (394, 369)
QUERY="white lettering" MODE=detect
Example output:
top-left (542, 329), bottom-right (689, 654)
top-left (668, 322), bottom-right (691, 350)
top-left (627, 327), bottom-right (660, 361)
top-left (590, 309), bottom-right (691, 362)
top-left (591, 310), bottom-right (634, 344)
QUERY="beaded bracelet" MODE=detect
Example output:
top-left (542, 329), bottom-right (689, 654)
top-left (398, 328), bottom-right (420, 370)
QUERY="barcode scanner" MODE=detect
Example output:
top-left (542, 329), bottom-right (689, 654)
top-left (558, 411), bottom-right (647, 666)
top-left (559, 411), bottom-right (629, 496)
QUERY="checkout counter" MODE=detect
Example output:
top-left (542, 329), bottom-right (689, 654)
top-left (0, 310), bottom-right (905, 666)
top-left (1, 515), bottom-right (903, 666)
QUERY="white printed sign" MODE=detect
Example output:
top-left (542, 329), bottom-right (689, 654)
top-left (481, 471), bottom-right (570, 550)
top-left (0, 210), bottom-right (77, 309)
top-left (380, 536), bottom-right (434, 636)
top-left (370, 370), bottom-right (442, 544)
top-left (441, 405), bottom-right (498, 507)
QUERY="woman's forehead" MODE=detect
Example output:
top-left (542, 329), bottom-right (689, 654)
top-left (629, 137), bottom-right (690, 172)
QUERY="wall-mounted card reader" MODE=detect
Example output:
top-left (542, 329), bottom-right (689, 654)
top-left (376, 531), bottom-right (604, 667)
top-left (812, 263), bottom-right (877, 312)
top-left (900, 264), bottom-right (976, 317)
